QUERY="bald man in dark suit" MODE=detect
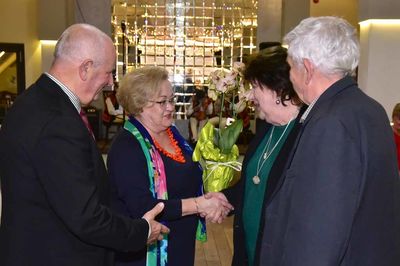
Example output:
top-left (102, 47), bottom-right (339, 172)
top-left (0, 23), bottom-right (168, 266)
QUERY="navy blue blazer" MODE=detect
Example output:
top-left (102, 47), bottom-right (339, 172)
top-left (259, 76), bottom-right (400, 266)
top-left (0, 74), bottom-right (149, 266)
top-left (107, 125), bottom-right (203, 266)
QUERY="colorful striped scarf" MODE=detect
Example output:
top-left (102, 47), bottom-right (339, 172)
top-left (124, 117), bottom-right (207, 266)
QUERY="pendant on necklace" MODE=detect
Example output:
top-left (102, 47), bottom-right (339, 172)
top-left (252, 175), bottom-right (261, 185)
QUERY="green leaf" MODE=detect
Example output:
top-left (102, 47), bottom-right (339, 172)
top-left (218, 119), bottom-right (243, 154)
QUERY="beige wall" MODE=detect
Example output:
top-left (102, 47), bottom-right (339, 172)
top-left (310, 0), bottom-right (358, 28)
top-left (0, 0), bottom-right (42, 88)
top-left (359, 0), bottom-right (400, 21)
top-left (38, 0), bottom-right (75, 40)
top-left (256, 0), bottom-right (357, 46)
top-left (359, 22), bottom-right (400, 118)
top-left (282, 0), bottom-right (310, 35)
top-left (0, 0), bottom-right (111, 90)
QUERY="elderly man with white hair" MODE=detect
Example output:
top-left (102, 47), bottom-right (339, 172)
top-left (258, 16), bottom-right (400, 266)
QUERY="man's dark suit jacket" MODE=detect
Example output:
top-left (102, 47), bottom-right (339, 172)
top-left (223, 107), bottom-right (306, 266)
top-left (259, 76), bottom-right (400, 265)
top-left (0, 74), bottom-right (149, 266)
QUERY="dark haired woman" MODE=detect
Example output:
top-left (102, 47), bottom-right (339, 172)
top-left (216, 46), bottom-right (306, 265)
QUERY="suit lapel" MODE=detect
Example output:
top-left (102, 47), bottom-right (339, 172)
top-left (264, 106), bottom-right (307, 206)
top-left (39, 75), bottom-right (109, 202)
top-left (37, 74), bottom-right (99, 143)
top-left (265, 77), bottom-right (357, 205)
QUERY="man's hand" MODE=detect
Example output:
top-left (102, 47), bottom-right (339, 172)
top-left (142, 202), bottom-right (170, 245)
top-left (198, 192), bottom-right (234, 223)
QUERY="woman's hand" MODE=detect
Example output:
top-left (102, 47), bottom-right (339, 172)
top-left (196, 193), bottom-right (234, 223)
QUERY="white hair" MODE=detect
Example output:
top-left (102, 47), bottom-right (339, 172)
top-left (284, 16), bottom-right (360, 77)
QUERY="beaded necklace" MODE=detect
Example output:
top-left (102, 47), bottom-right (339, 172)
top-left (152, 128), bottom-right (186, 163)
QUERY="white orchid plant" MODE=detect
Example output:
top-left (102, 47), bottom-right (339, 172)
top-left (208, 62), bottom-right (250, 116)
top-left (192, 62), bottom-right (251, 192)
top-left (206, 62), bottom-right (251, 154)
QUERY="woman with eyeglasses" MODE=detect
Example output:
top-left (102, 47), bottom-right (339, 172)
top-left (107, 66), bottom-right (233, 266)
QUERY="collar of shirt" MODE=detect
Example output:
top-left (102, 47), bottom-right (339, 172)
top-left (300, 97), bottom-right (320, 123)
top-left (45, 72), bottom-right (81, 113)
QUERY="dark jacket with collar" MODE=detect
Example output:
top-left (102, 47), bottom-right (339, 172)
top-left (259, 76), bottom-right (400, 266)
top-left (223, 106), bottom-right (306, 266)
top-left (0, 74), bottom-right (149, 266)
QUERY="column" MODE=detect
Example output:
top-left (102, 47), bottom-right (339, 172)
top-left (74, 0), bottom-right (112, 36)
top-left (38, 0), bottom-right (111, 39)
top-left (358, 0), bottom-right (400, 118)
top-left (257, 0), bottom-right (283, 45)
top-left (256, 0), bottom-right (309, 47)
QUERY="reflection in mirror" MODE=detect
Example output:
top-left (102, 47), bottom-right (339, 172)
top-left (0, 51), bottom-right (17, 97)
top-left (0, 43), bottom-right (25, 125)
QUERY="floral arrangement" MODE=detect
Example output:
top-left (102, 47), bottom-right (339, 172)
top-left (192, 62), bottom-right (251, 192)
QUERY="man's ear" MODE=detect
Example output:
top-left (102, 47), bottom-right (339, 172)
top-left (79, 59), bottom-right (93, 81)
top-left (303, 58), bottom-right (314, 85)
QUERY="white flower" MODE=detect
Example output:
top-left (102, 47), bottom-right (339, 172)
top-left (207, 62), bottom-right (250, 118)
top-left (208, 88), bottom-right (219, 101)
top-left (238, 80), bottom-right (251, 101)
top-left (232, 62), bottom-right (245, 75)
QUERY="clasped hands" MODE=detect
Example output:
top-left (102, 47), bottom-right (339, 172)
top-left (142, 193), bottom-right (233, 245)
top-left (196, 192), bottom-right (233, 224)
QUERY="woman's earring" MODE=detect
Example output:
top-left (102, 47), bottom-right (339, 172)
top-left (275, 99), bottom-right (281, 105)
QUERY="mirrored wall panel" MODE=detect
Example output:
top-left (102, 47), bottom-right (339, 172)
top-left (0, 43), bottom-right (25, 125)
top-left (112, 0), bottom-right (257, 118)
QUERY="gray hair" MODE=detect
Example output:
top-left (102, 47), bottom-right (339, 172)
top-left (54, 23), bottom-right (110, 66)
top-left (284, 16), bottom-right (360, 77)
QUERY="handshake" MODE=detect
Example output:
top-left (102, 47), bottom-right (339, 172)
top-left (143, 192), bottom-right (233, 244)
top-left (194, 192), bottom-right (234, 224)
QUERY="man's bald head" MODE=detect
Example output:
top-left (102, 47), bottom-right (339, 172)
top-left (49, 23), bottom-right (116, 105)
top-left (53, 23), bottom-right (112, 66)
